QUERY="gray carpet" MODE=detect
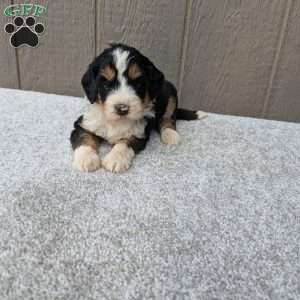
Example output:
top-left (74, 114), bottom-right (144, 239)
top-left (0, 88), bottom-right (299, 300)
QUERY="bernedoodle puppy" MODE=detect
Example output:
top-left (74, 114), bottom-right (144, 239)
top-left (70, 43), bottom-right (207, 173)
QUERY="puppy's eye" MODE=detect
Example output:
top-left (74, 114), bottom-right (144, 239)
top-left (100, 76), bottom-right (108, 83)
top-left (99, 76), bottom-right (111, 88)
top-left (131, 76), bottom-right (145, 87)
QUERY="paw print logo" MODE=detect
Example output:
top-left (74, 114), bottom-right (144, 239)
top-left (4, 16), bottom-right (45, 48)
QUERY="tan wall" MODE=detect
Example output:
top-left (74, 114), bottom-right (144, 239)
top-left (1, 0), bottom-right (299, 122)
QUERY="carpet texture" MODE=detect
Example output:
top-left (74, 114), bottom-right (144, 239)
top-left (0, 88), bottom-right (299, 300)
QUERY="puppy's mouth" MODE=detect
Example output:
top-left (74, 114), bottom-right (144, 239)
top-left (105, 109), bottom-right (133, 123)
top-left (110, 113), bottom-right (129, 122)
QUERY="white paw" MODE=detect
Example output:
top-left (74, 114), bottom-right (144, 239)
top-left (72, 146), bottom-right (101, 172)
top-left (161, 128), bottom-right (181, 145)
top-left (196, 110), bottom-right (208, 120)
top-left (102, 144), bottom-right (134, 173)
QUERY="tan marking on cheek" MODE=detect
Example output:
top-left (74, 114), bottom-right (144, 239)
top-left (128, 63), bottom-right (142, 80)
top-left (100, 65), bottom-right (116, 81)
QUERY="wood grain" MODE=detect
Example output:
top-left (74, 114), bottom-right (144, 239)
top-left (0, 0), bottom-right (19, 89)
top-left (263, 0), bottom-right (300, 122)
top-left (2, 0), bottom-right (299, 122)
top-left (96, 0), bottom-right (186, 86)
top-left (15, 0), bottom-right (95, 96)
top-left (179, 0), bottom-right (286, 118)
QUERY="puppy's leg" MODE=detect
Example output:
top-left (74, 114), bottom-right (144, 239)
top-left (159, 96), bottom-right (181, 145)
top-left (102, 134), bottom-right (150, 173)
top-left (102, 143), bottom-right (134, 173)
top-left (70, 124), bottom-right (101, 172)
top-left (102, 119), bottom-right (151, 173)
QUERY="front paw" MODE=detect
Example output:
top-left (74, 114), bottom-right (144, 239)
top-left (102, 144), bottom-right (134, 173)
top-left (72, 146), bottom-right (101, 172)
top-left (161, 128), bottom-right (181, 145)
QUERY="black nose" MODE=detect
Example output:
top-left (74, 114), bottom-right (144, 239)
top-left (115, 104), bottom-right (129, 116)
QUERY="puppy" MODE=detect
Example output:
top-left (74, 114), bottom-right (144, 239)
top-left (70, 43), bottom-right (207, 173)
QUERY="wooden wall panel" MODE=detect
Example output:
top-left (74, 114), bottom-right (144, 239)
top-left (0, 0), bottom-right (19, 89)
top-left (97, 0), bottom-right (186, 86)
top-left (179, 0), bottom-right (286, 117)
top-left (263, 0), bottom-right (300, 122)
top-left (1, 0), bottom-right (299, 122)
top-left (15, 0), bottom-right (95, 96)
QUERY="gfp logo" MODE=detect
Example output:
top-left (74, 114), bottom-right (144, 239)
top-left (3, 3), bottom-right (47, 48)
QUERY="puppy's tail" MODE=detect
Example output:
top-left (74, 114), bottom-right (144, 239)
top-left (176, 108), bottom-right (208, 121)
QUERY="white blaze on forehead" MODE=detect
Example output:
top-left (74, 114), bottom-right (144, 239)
top-left (105, 47), bottom-right (146, 121)
top-left (112, 48), bottom-right (134, 96)
top-left (113, 48), bottom-right (130, 75)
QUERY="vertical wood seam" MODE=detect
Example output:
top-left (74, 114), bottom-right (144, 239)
top-left (94, 0), bottom-right (97, 58)
top-left (96, 0), bottom-right (105, 54)
top-left (15, 49), bottom-right (21, 89)
top-left (11, 0), bottom-right (21, 89)
top-left (261, 0), bottom-right (293, 117)
top-left (177, 0), bottom-right (192, 102)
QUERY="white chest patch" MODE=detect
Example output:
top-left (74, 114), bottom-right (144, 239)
top-left (82, 103), bottom-right (146, 144)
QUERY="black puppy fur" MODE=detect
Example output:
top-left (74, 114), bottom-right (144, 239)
top-left (70, 43), bottom-right (204, 172)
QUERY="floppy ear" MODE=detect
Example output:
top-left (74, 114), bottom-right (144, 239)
top-left (81, 65), bottom-right (98, 103)
top-left (145, 59), bottom-right (164, 99)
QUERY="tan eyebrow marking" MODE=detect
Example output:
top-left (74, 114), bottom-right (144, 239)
top-left (100, 65), bottom-right (116, 81)
top-left (127, 63), bottom-right (142, 80)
